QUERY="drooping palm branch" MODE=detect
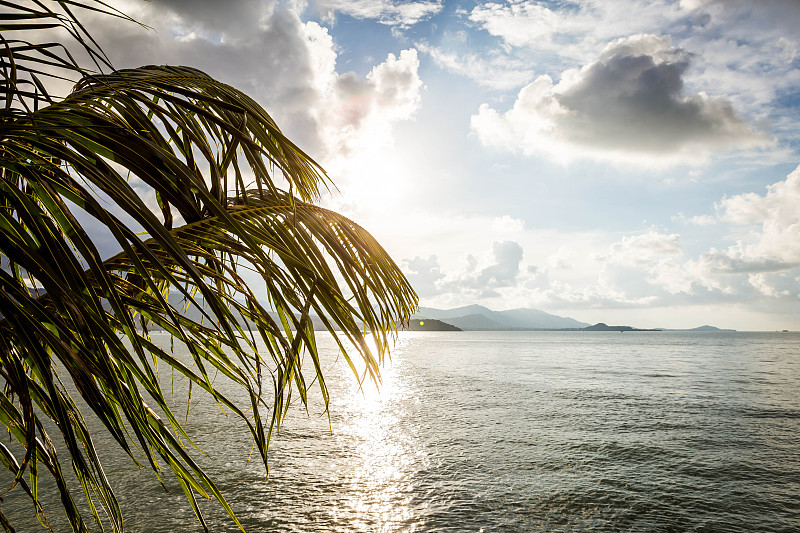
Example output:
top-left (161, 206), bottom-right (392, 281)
top-left (0, 2), bottom-right (417, 532)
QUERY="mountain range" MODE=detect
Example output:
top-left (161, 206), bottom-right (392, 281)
top-left (141, 297), bottom-right (733, 332)
top-left (413, 305), bottom-right (590, 331)
top-left (413, 305), bottom-right (735, 332)
top-left (150, 300), bottom-right (590, 332)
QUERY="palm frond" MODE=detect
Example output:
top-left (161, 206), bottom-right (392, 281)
top-left (0, 6), bottom-right (417, 532)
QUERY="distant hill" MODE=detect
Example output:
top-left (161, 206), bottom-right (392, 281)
top-left (414, 305), bottom-right (590, 331)
top-left (662, 325), bottom-right (736, 332)
top-left (129, 296), bottom-right (735, 333)
top-left (581, 323), bottom-right (660, 332)
top-left (685, 325), bottom-right (735, 332)
top-left (445, 313), bottom-right (508, 331)
top-left (412, 306), bottom-right (737, 332)
top-left (403, 319), bottom-right (461, 331)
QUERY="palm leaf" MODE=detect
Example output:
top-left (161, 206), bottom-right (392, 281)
top-left (0, 3), bottom-right (417, 531)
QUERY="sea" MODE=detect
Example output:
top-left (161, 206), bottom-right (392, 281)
top-left (2, 331), bottom-right (799, 532)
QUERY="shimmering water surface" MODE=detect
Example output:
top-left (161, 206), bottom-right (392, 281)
top-left (4, 331), bottom-right (800, 531)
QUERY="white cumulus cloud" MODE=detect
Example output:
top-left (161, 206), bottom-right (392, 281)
top-left (322, 48), bottom-right (422, 160)
top-left (706, 165), bottom-right (800, 272)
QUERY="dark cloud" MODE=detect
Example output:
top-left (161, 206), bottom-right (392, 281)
top-left (556, 38), bottom-right (752, 153)
top-left (80, 6), bottom-right (421, 165)
top-left (82, 7), bottom-right (325, 154)
top-left (471, 34), bottom-right (763, 162)
top-left (142, 0), bottom-right (267, 34)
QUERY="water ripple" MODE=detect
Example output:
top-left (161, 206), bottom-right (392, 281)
top-left (2, 331), bottom-right (799, 532)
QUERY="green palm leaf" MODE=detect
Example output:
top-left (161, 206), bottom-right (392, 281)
top-left (0, 2), bottom-right (417, 531)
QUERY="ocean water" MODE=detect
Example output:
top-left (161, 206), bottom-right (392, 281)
top-left (3, 331), bottom-right (800, 532)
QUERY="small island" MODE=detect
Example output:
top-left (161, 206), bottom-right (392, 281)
top-left (579, 322), bottom-right (661, 332)
top-left (404, 319), bottom-right (462, 331)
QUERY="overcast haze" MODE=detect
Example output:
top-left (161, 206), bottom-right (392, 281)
top-left (72, 0), bottom-right (800, 330)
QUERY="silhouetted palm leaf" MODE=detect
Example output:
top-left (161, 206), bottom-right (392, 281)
top-left (0, 2), bottom-right (417, 532)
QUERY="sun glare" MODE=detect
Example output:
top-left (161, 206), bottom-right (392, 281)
top-left (328, 145), bottom-right (411, 218)
top-left (329, 334), bottom-right (423, 531)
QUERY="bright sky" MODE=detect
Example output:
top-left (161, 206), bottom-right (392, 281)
top-left (85, 0), bottom-right (800, 330)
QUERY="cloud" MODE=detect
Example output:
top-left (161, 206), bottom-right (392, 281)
top-left (701, 165), bottom-right (800, 272)
top-left (475, 240), bottom-right (524, 291)
top-left (311, 0), bottom-right (443, 26)
top-left (681, 0), bottom-right (800, 30)
top-left (597, 231), bottom-right (693, 297)
top-left (676, 2), bottom-right (800, 116)
top-left (369, 165), bottom-right (800, 316)
top-left (467, 0), bottom-right (800, 152)
top-left (632, 165), bottom-right (800, 300)
top-left (323, 48), bottom-right (422, 159)
top-left (570, 194), bottom-right (800, 305)
top-left (470, 34), bottom-right (764, 164)
top-left (401, 255), bottom-right (445, 298)
top-left (491, 215), bottom-right (526, 233)
top-left (390, 197), bottom-right (800, 320)
top-left (403, 240), bottom-right (524, 300)
top-left (514, 230), bottom-right (692, 309)
top-left (468, 0), bottom-right (688, 61)
top-left (366, 49), bottom-right (423, 120)
top-left (673, 213), bottom-right (717, 226)
top-left (134, 0), bottom-right (271, 36)
top-left (605, 231), bottom-right (684, 262)
top-left (416, 42), bottom-right (534, 91)
top-left (80, 4), bottom-right (421, 172)
top-left (442, 240), bottom-right (525, 299)
top-left (469, 0), bottom-right (800, 65)
top-left (718, 169), bottom-right (800, 226)
top-left (469, 1), bottom-right (563, 49)
top-left (393, 221), bottom-right (698, 310)
top-left (593, 166), bottom-right (800, 301)
top-left (746, 272), bottom-right (796, 299)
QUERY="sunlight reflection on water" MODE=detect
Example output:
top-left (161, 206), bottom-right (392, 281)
top-left (330, 335), bottom-right (425, 531)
